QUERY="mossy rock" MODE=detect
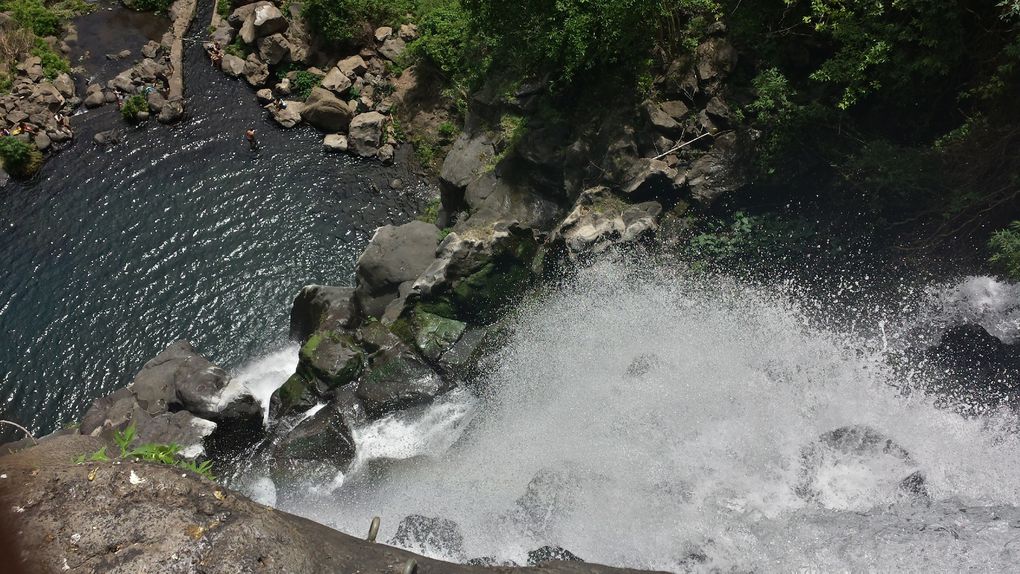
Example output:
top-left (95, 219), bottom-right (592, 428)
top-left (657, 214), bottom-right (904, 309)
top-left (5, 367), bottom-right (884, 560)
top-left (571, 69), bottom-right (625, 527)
top-left (356, 346), bottom-right (447, 418)
top-left (299, 331), bottom-right (364, 388)
top-left (269, 373), bottom-right (318, 419)
top-left (450, 258), bottom-right (533, 324)
top-left (413, 311), bottom-right (467, 361)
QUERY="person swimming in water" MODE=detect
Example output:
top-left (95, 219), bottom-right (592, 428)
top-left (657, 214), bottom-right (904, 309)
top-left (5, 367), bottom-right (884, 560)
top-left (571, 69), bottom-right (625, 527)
top-left (245, 128), bottom-right (258, 150)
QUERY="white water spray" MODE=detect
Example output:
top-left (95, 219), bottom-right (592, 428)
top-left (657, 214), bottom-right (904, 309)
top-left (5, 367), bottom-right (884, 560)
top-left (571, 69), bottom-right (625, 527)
top-left (256, 261), bottom-right (1020, 571)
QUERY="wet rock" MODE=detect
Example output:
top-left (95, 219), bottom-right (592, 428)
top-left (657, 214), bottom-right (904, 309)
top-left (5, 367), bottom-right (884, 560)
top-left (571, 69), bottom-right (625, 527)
top-left (269, 372), bottom-right (319, 418)
top-left (390, 515), bottom-right (465, 559)
top-left (528, 546), bottom-right (583, 565)
top-left (272, 402), bottom-right (356, 467)
top-left (147, 90), bottom-right (166, 113)
top-left (348, 111), bottom-right (386, 157)
top-left (321, 66), bottom-right (352, 96)
top-left (413, 311), bottom-right (466, 361)
top-left (141, 40), bottom-right (161, 59)
top-left (157, 100), bottom-right (183, 124)
top-left (356, 344), bottom-right (448, 417)
top-left (549, 186), bottom-right (662, 260)
top-left (323, 133), bottom-right (349, 152)
top-left (337, 55), bottom-right (368, 77)
top-left (299, 332), bottom-right (364, 388)
top-left (257, 33), bottom-right (291, 65)
top-left (355, 221), bottom-right (440, 318)
top-left (93, 130), bottom-right (119, 145)
top-left (302, 87), bottom-right (354, 132)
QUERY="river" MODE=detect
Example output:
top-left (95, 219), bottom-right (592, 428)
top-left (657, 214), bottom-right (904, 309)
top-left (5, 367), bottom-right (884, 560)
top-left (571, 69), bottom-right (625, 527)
top-left (0, 3), bottom-right (426, 437)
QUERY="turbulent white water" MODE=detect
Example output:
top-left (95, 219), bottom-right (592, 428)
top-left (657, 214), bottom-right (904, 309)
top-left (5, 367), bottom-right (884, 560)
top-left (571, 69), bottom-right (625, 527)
top-left (237, 261), bottom-right (1020, 572)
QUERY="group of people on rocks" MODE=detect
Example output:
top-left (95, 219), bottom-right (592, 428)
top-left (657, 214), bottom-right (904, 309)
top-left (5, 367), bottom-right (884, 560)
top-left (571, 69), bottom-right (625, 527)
top-left (206, 42), bottom-right (224, 69)
top-left (1, 113), bottom-right (72, 143)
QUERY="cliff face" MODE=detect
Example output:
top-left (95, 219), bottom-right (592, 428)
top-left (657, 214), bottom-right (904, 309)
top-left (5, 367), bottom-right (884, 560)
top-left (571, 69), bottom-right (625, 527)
top-left (0, 434), bottom-right (663, 574)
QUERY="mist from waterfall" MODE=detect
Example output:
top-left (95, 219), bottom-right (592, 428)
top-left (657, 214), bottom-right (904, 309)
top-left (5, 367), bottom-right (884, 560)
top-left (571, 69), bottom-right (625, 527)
top-left (237, 258), bottom-right (1020, 572)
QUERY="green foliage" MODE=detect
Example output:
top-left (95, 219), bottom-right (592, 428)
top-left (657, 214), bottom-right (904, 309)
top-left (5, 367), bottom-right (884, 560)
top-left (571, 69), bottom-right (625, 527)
top-left (85, 423), bottom-right (216, 480)
top-left (989, 221), bottom-right (1020, 280)
top-left (121, 94), bottom-right (148, 122)
top-left (0, 136), bottom-right (42, 178)
top-left (1, 0), bottom-right (61, 36)
top-left (437, 120), bottom-right (458, 141)
top-left (410, 0), bottom-right (479, 84)
top-left (31, 38), bottom-right (68, 78)
top-left (302, 0), bottom-right (413, 45)
top-left (292, 70), bottom-right (324, 99)
top-left (686, 212), bottom-right (816, 267)
top-left (418, 196), bottom-right (441, 224)
top-left (225, 38), bottom-right (251, 58)
top-left (217, 0), bottom-right (230, 17)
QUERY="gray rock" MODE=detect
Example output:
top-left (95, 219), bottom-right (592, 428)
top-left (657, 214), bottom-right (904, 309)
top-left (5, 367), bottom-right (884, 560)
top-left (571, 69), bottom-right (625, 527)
top-left (660, 100), bottom-right (689, 122)
top-left (439, 132), bottom-right (494, 211)
top-left (695, 36), bottom-right (737, 82)
top-left (251, 2), bottom-right (288, 37)
top-left (347, 111), bottom-right (386, 157)
top-left (462, 172), bottom-right (563, 232)
top-left (302, 87), bottom-right (353, 132)
top-left (323, 133), bottom-right (349, 152)
top-left (300, 332), bottom-right (364, 387)
top-left (243, 53), bottom-right (270, 86)
top-left (220, 53), bottom-right (246, 77)
top-left (374, 26), bottom-right (392, 42)
top-left (257, 33), bottom-right (291, 65)
top-left (84, 87), bottom-right (105, 108)
top-left (272, 402), bottom-right (356, 467)
top-left (379, 37), bottom-right (407, 61)
top-left (355, 221), bottom-right (440, 318)
top-left (93, 130), bottom-right (119, 145)
top-left (271, 101), bottom-right (303, 128)
top-left (290, 285), bottom-right (356, 341)
top-left (686, 131), bottom-right (752, 207)
top-left (256, 88), bottom-right (274, 103)
top-left (147, 90), bottom-right (166, 113)
top-left (210, 19), bottom-right (236, 46)
top-left (52, 73), bottom-right (74, 98)
top-left (619, 158), bottom-right (678, 200)
top-left (141, 40), bottom-right (161, 59)
top-left (228, 3), bottom-right (258, 29)
top-left (157, 100), bottom-right (182, 124)
top-left (337, 55), bottom-right (367, 77)
top-left (33, 132), bottom-right (51, 152)
top-left (378, 143), bottom-right (395, 165)
top-left (398, 23), bottom-right (419, 41)
top-left (321, 66), bottom-right (352, 96)
top-left (642, 99), bottom-right (682, 136)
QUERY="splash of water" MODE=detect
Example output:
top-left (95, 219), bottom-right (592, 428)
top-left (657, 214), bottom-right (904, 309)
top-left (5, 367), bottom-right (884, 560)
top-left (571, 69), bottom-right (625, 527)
top-left (253, 260), bottom-right (1020, 571)
top-left (230, 343), bottom-right (299, 425)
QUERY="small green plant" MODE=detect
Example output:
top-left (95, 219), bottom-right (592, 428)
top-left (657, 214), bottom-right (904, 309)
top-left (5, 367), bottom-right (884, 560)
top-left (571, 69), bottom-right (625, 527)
top-left (291, 69), bottom-right (324, 99)
top-left (989, 221), bottom-right (1020, 280)
top-left (0, 135), bottom-right (42, 178)
top-left (78, 423), bottom-right (215, 480)
top-left (437, 120), bottom-right (458, 142)
top-left (31, 38), bottom-right (69, 78)
top-left (418, 196), bottom-right (441, 224)
top-left (224, 38), bottom-right (251, 58)
top-left (121, 94), bottom-right (148, 122)
top-left (216, 0), bottom-right (230, 17)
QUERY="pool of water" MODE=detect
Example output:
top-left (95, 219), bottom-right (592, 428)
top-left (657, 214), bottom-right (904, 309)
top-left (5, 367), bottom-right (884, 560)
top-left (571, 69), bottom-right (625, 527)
top-left (0, 12), bottom-right (427, 437)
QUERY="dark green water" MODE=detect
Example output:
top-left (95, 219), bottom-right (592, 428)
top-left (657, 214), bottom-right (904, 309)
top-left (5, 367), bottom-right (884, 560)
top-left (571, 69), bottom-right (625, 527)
top-left (0, 27), bottom-right (426, 438)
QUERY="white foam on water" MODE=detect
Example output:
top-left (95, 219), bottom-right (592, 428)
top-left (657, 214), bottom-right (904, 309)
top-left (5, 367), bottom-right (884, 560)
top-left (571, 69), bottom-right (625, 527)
top-left (230, 343), bottom-right (300, 425)
top-left (267, 261), bottom-right (1020, 571)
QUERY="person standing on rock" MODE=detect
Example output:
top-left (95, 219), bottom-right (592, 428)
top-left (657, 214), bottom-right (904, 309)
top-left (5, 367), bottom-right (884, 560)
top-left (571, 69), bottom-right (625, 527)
top-left (245, 129), bottom-right (258, 151)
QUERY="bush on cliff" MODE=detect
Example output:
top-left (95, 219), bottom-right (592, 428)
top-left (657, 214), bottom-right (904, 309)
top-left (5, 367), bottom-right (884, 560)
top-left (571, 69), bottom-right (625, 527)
top-left (989, 222), bottom-right (1020, 281)
top-left (0, 136), bottom-right (43, 178)
top-left (302, 0), bottom-right (414, 45)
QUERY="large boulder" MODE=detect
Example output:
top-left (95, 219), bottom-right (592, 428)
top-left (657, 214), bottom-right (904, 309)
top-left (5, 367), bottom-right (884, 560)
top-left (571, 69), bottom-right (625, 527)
top-left (440, 132), bottom-right (495, 211)
top-left (302, 87), bottom-right (354, 132)
top-left (323, 133), bottom-right (349, 152)
top-left (685, 131), bottom-right (752, 207)
top-left (347, 111), bottom-right (386, 157)
top-left (270, 100), bottom-right (304, 128)
top-left (321, 66), bottom-right (352, 96)
top-left (619, 158), bottom-right (678, 200)
top-left (461, 171), bottom-right (563, 232)
top-left (378, 37), bottom-right (407, 61)
top-left (356, 344), bottom-right (449, 417)
top-left (695, 36), bottom-right (737, 82)
top-left (220, 53), bottom-right (247, 77)
top-left (337, 55), bottom-right (368, 77)
top-left (290, 285), bottom-right (356, 341)
top-left (271, 402), bottom-right (357, 467)
top-left (355, 221), bottom-right (441, 318)
top-left (243, 53), bottom-right (270, 86)
top-left (240, 2), bottom-right (287, 43)
top-left (257, 33), bottom-right (292, 65)
top-left (298, 332), bottom-right (364, 388)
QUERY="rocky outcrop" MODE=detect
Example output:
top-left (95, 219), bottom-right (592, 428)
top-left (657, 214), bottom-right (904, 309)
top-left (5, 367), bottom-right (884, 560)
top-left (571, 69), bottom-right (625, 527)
top-left (348, 111), bottom-right (387, 157)
top-left (354, 221), bottom-right (441, 319)
top-left (78, 341), bottom-right (260, 458)
top-left (0, 434), bottom-right (663, 574)
top-left (302, 87), bottom-right (354, 132)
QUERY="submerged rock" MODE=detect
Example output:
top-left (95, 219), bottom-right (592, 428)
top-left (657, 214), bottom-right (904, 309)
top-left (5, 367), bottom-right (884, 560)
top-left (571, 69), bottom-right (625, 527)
top-left (390, 514), bottom-right (465, 559)
top-left (528, 546), bottom-right (584, 565)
